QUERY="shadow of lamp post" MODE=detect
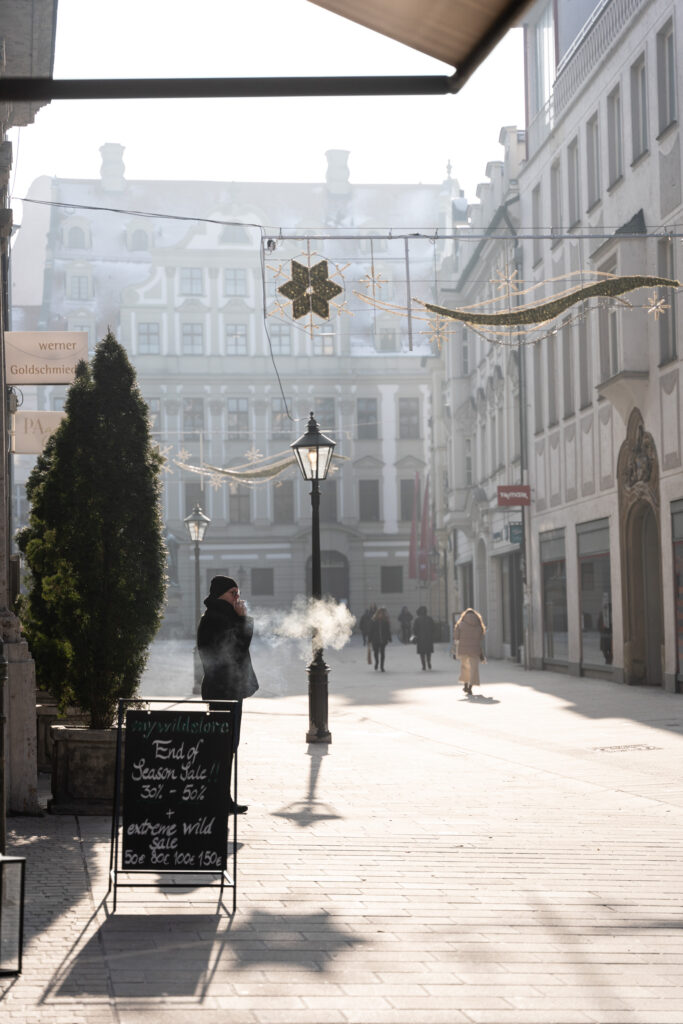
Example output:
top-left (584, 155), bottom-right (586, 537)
top-left (184, 503), bottom-right (211, 695)
top-left (291, 412), bottom-right (335, 744)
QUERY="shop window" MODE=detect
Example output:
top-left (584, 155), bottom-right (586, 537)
top-left (577, 519), bottom-right (612, 667)
top-left (251, 568), bottom-right (274, 596)
top-left (540, 529), bottom-right (568, 662)
top-left (381, 566), bottom-right (403, 593)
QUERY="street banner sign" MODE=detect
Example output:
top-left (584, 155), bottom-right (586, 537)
top-left (5, 331), bottom-right (88, 384)
top-left (497, 484), bottom-right (531, 506)
top-left (11, 411), bottom-right (65, 454)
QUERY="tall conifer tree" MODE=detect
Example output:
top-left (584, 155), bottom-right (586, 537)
top-left (18, 331), bottom-right (166, 727)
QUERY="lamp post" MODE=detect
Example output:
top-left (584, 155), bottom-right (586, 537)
top-left (291, 412), bottom-right (336, 743)
top-left (184, 503), bottom-right (211, 694)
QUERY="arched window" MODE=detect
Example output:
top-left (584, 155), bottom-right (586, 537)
top-left (67, 226), bottom-right (87, 249)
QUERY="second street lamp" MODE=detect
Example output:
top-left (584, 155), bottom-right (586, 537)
top-left (184, 503), bottom-right (211, 694)
top-left (291, 412), bottom-right (336, 744)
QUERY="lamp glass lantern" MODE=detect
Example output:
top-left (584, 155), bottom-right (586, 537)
top-left (290, 413), bottom-right (335, 482)
top-left (184, 504), bottom-right (211, 544)
top-left (0, 856), bottom-right (26, 975)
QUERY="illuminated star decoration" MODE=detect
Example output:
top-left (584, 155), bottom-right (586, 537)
top-left (424, 315), bottom-right (454, 350)
top-left (277, 259), bottom-right (343, 320)
top-left (646, 293), bottom-right (670, 320)
top-left (154, 442), bottom-right (175, 473)
top-left (243, 446), bottom-right (264, 464)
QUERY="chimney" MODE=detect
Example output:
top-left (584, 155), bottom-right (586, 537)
top-left (325, 149), bottom-right (350, 196)
top-left (99, 143), bottom-right (126, 192)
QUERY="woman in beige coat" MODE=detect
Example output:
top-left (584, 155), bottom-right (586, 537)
top-left (453, 608), bottom-right (486, 695)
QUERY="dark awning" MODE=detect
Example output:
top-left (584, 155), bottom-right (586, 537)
top-left (0, 0), bottom-right (530, 103)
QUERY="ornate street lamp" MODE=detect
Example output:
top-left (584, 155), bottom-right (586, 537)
top-left (291, 412), bottom-right (336, 743)
top-left (184, 503), bottom-right (211, 694)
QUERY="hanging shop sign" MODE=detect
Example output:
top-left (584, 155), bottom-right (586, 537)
top-left (11, 411), bottom-right (66, 454)
top-left (508, 522), bottom-right (524, 545)
top-left (5, 331), bottom-right (88, 384)
top-left (497, 484), bottom-right (531, 506)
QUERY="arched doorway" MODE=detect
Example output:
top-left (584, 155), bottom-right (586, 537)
top-left (618, 410), bottom-right (663, 685)
top-left (306, 550), bottom-right (349, 604)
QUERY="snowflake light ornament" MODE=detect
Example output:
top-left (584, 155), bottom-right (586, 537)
top-left (646, 293), bottom-right (670, 320)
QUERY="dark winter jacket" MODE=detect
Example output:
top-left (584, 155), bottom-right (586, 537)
top-left (369, 616), bottom-right (391, 649)
top-left (412, 612), bottom-right (434, 655)
top-left (197, 597), bottom-right (259, 701)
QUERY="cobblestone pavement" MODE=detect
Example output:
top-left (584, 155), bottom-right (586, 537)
top-left (4, 638), bottom-right (683, 1023)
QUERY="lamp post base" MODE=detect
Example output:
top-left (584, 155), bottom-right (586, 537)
top-left (306, 650), bottom-right (331, 744)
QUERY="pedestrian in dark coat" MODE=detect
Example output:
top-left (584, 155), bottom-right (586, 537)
top-left (412, 605), bottom-right (435, 670)
top-left (368, 607), bottom-right (391, 671)
top-left (398, 605), bottom-right (413, 644)
top-left (197, 575), bottom-right (259, 812)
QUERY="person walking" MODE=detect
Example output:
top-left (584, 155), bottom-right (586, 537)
top-left (369, 606), bottom-right (391, 671)
top-left (197, 575), bottom-right (259, 813)
top-left (398, 605), bottom-right (414, 644)
top-left (453, 607), bottom-right (487, 695)
top-left (412, 605), bottom-right (435, 670)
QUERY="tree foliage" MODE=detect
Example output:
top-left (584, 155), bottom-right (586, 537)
top-left (17, 331), bottom-right (166, 728)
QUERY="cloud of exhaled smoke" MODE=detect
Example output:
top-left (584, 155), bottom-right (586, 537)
top-left (249, 596), bottom-right (356, 658)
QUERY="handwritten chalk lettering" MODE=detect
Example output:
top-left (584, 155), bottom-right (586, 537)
top-left (181, 784), bottom-right (207, 802)
top-left (198, 850), bottom-right (221, 868)
top-left (174, 851), bottom-right (196, 867)
top-left (131, 758), bottom-right (177, 782)
top-left (140, 784), bottom-right (165, 799)
top-left (179, 761), bottom-right (208, 782)
top-left (152, 739), bottom-right (203, 765)
top-left (182, 816), bottom-right (215, 836)
top-left (126, 819), bottom-right (178, 838)
top-left (124, 850), bottom-right (146, 866)
top-left (150, 849), bottom-right (171, 866)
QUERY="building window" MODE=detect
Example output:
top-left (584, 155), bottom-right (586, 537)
top-left (357, 398), bottom-right (378, 440)
top-left (398, 397), bottom-right (420, 439)
top-left (269, 322), bottom-right (291, 355)
top-left (540, 528), bottom-right (568, 662)
top-left (400, 477), bottom-right (420, 521)
top-left (130, 229), bottom-right (149, 251)
top-left (462, 329), bottom-right (470, 375)
top-left (273, 479), bottom-right (295, 523)
top-left (319, 478), bottom-right (337, 522)
top-left (185, 481), bottom-right (203, 517)
top-left (598, 261), bottom-right (619, 381)
top-left (657, 20), bottom-right (677, 134)
top-left (183, 398), bottom-right (204, 441)
top-left (225, 323), bottom-right (248, 356)
top-left (146, 397), bottom-right (161, 429)
top-left (377, 329), bottom-right (395, 352)
top-left (562, 320), bottom-right (574, 418)
top-left (313, 398), bottom-right (335, 435)
top-left (577, 519), bottom-right (612, 668)
top-left (567, 137), bottom-right (581, 226)
top-left (607, 86), bottom-right (623, 186)
top-left (181, 323), bottom-right (204, 355)
top-left (179, 267), bottom-right (203, 295)
top-left (532, 184), bottom-right (542, 265)
top-left (550, 160), bottom-right (562, 240)
top-left (359, 479), bottom-right (380, 521)
top-left (251, 567), bottom-right (274, 596)
top-left (69, 275), bottom-right (90, 300)
top-left (271, 397), bottom-right (290, 439)
top-left (578, 306), bottom-right (591, 408)
top-left (631, 54), bottom-right (648, 161)
top-left (138, 322), bottom-right (160, 355)
top-left (229, 483), bottom-right (251, 524)
top-left (586, 113), bottom-right (601, 208)
top-left (67, 226), bottom-right (87, 249)
top-left (313, 331), bottom-right (335, 355)
top-left (658, 237), bottom-right (677, 364)
top-left (464, 438), bottom-right (473, 485)
top-left (381, 566), bottom-right (403, 593)
top-left (223, 267), bottom-right (247, 297)
top-left (533, 341), bottom-right (544, 433)
top-left (227, 397), bottom-right (249, 440)
top-left (547, 333), bottom-right (558, 426)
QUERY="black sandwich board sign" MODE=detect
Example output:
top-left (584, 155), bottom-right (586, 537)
top-left (108, 699), bottom-right (238, 912)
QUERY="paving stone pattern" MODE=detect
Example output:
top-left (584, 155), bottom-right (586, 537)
top-left (4, 639), bottom-right (683, 1023)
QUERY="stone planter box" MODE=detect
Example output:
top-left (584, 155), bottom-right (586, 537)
top-left (49, 724), bottom-right (123, 815)
top-left (36, 702), bottom-right (87, 774)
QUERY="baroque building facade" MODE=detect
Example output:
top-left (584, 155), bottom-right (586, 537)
top-left (11, 147), bottom-right (461, 634)
top-left (437, 0), bottom-right (683, 689)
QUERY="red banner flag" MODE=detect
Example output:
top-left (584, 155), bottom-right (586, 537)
top-left (408, 471), bottom-right (419, 579)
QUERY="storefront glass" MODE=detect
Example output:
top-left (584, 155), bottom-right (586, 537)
top-left (577, 519), bottom-right (612, 668)
top-left (671, 501), bottom-right (683, 679)
top-left (540, 529), bottom-right (567, 662)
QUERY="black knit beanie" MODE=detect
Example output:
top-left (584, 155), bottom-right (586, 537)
top-left (209, 575), bottom-right (238, 598)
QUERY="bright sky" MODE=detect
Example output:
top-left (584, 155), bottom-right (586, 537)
top-left (9, 0), bottom-right (526, 220)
